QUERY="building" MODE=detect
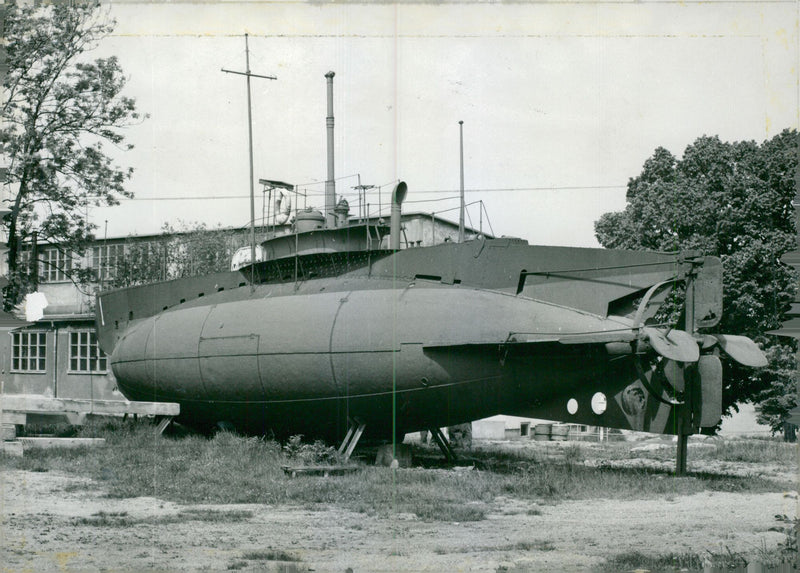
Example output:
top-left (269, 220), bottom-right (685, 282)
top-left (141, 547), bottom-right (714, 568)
top-left (0, 212), bottom-right (491, 403)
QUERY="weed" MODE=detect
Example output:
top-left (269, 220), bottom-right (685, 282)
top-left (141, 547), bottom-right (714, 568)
top-left (179, 508), bottom-right (254, 522)
top-left (511, 540), bottom-right (555, 552)
top-left (413, 501), bottom-right (486, 522)
top-left (597, 544), bottom-right (798, 573)
top-left (73, 508), bottom-right (253, 528)
top-left (73, 511), bottom-right (134, 527)
top-left (241, 549), bottom-right (300, 562)
top-left (598, 550), bottom-right (708, 572)
top-left (283, 434), bottom-right (342, 466)
top-left (226, 561), bottom-right (247, 570)
top-left (562, 444), bottom-right (584, 465)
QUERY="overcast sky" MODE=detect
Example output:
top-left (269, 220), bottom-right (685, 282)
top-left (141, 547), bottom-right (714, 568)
top-left (89, 0), bottom-right (798, 247)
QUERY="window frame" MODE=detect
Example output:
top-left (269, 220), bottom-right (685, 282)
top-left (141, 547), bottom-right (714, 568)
top-left (91, 243), bottom-right (125, 283)
top-left (39, 247), bottom-right (74, 283)
top-left (11, 330), bottom-right (48, 373)
top-left (68, 330), bottom-right (108, 374)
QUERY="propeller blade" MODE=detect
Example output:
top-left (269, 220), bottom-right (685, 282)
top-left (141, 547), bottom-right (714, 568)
top-left (697, 354), bottom-right (723, 427)
top-left (712, 334), bottom-right (768, 368)
top-left (662, 359), bottom-right (685, 392)
top-left (643, 327), bottom-right (699, 363)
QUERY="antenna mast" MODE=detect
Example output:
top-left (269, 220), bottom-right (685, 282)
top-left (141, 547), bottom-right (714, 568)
top-left (458, 120), bottom-right (465, 243)
top-left (222, 34), bottom-right (277, 287)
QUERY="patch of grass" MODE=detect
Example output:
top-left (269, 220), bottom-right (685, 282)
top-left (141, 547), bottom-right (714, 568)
top-left (698, 438), bottom-right (797, 465)
top-left (241, 549), bottom-right (300, 562)
top-left (73, 511), bottom-right (134, 527)
top-left (73, 508), bottom-right (253, 528)
top-left (597, 544), bottom-right (797, 573)
top-left (509, 540), bottom-right (555, 552)
top-left (226, 561), bottom-right (247, 570)
top-left (178, 508), bottom-right (254, 522)
top-left (413, 500), bottom-right (486, 522)
top-left (598, 550), bottom-right (709, 572)
top-left (435, 540), bottom-right (555, 554)
top-left (597, 436), bottom-right (798, 466)
top-left (2, 424), bottom-right (791, 524)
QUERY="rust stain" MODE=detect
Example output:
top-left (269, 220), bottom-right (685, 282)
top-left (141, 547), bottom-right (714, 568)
top-left (54, 552), bottom-right (78, 571)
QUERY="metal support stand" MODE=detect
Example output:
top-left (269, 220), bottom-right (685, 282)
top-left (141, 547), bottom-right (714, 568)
top-left (675, 265), bottom-right (697, 476)
top-left (429, 427), bottom-right (457, 464)
top-left (337, 417), bottom-right (366, 462)
top-left (676, 432), bottom-right (688, 476)
top-left (155, 416), bottom-right (173, 436)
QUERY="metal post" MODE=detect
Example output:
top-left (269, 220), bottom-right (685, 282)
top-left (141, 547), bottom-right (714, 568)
top-left (676, 266), bottom-right (697, 476)
top-left (221, 34), bottom-right (277, 289)
top-left (458, 121), bottom-right (465, 243)
top-left (245, 36), bottom-right (256, 286)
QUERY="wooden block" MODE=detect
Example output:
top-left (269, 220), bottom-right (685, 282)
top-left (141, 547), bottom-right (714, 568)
top-left (0, 412), bottom-right (26, 425)
top-left (1, 424), bottom-right (16, 441)
top-left (2, 441), bottom-right (23, 457)
top-left (18, 437), bottom-right (106, 449)
top-left (0, 395), bottom-right (179, 416)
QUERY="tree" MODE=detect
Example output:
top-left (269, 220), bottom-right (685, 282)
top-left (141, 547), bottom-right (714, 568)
top-left (595, 130), bottom-right (798, 426)
top-left (2, 1), bottom-right (143, 308)
top-left (111, 222), bottom-right (250, 289)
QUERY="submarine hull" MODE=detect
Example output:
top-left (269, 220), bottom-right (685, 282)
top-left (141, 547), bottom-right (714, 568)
top-left (111, 282), bottom-right (646, 440)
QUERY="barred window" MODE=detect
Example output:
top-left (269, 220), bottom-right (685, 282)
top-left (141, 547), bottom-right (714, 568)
top-left (39, 248), bottom-right (73, 283)
top-left (92, 244), bottom-right (125, 282)
top-left (69, 331), bottom-right (107, 373)
top-left (11, 331), bottom-right (47, 372)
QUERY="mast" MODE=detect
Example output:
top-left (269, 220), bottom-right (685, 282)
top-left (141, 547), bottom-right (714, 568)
top-left (222, 34), bottom-right (277, 286)
top-left (458, 120), bottom-right (465, 243)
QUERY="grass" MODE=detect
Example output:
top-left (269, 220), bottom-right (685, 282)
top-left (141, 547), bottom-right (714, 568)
top-left (241, 550), bottom-right (301, 561)
top-left (0, 418), bottom-right (794, 523)
top-left (593, 436), bottom-right (798, 466)
top-left (597, 550), bottom-right (713, 572)
top-left (434, 540), bottom-right (556, 554)
top-left (73, 508), bottom-right (254, 527)
top-left (695, 437), bottom-right (798, 464)
top-left (596, 544), bottom-right (798, 573)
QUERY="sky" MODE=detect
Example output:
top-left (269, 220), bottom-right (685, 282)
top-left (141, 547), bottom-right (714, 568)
top-left (84, 0), bottom-right (799, 247)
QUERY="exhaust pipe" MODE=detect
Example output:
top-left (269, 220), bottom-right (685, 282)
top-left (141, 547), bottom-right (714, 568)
top-left (325, 71), bottom-right (336, 228)
top-left (390, 181), bottom-right (408, 250)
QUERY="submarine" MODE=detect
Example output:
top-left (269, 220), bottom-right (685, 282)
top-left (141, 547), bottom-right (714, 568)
top-left (96, 72), bottom-right (767, 456)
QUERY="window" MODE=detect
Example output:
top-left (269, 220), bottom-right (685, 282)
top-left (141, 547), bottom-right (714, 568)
top-left (39, 247), bottom-right (73, 283)
top-left (12, 331), bottom-right (47, 372)
top-left (69, 331), bottom-right (107, 373)
top-left (92, 244), bottom-right (125, 282)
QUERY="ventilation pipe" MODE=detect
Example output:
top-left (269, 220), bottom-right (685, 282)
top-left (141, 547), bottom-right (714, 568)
top-left (390, 181), bottom-right (408, 250)
top-left (324, 71), bottom-right (336, 228)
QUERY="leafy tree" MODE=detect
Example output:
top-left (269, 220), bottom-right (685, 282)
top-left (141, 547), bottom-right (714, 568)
top-left (595, 130), bottom-right (798, 428)
top-left (1, 0), bottom-right (143, 308)
top-left (111, 222), bottom-right (250, 288)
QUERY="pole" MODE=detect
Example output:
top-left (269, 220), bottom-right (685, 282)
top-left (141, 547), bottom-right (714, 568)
top-left (676, 265), bottom-right (697, 476)
top-left (245, 35), bottom-right (256, 287)
top-left (325, 71), bottom-right (336, 228)
top-left (221, 34), bottom-right (277, 289)
top-left (458, 121), bottom-right (465, 243)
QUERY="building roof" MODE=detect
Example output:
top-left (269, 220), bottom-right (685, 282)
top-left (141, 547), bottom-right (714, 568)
top-left (0, 310), bottom-right (32, 329)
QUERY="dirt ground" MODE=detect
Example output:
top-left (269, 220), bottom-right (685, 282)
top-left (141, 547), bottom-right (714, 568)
top-left (1, 452), bottom-right (798, 573)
